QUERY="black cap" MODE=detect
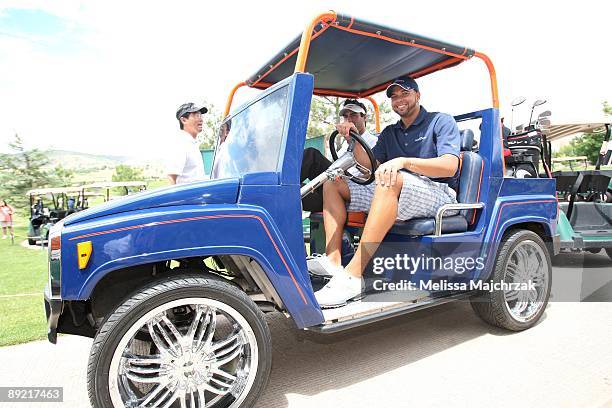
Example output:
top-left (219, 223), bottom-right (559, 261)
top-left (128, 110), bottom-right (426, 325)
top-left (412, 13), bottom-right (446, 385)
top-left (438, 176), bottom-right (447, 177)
top-left (385, 76), bottom-right (419, 97)
top-left (176, 103), bottom-right (208, 120)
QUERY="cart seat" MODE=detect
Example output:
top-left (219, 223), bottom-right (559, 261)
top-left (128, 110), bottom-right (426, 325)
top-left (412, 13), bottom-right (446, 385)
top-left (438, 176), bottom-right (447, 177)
top-left (389, 129), bottom-right (483, 236)
top-left (309, 129), bottom-right (484, 236)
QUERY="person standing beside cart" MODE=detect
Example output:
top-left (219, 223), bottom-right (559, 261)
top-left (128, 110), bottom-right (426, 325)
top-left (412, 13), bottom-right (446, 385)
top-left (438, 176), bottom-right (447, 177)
top-left (166, 103), bottom-right (208, 185)
top-left (0, 200), bottom-right (15, 240)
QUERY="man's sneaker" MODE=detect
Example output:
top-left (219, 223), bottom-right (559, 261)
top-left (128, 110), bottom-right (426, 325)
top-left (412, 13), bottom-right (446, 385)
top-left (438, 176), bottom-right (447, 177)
top-left (315, 270), bottom-right (363, 308)
top-left (307, 254), bottom-right (343, 278)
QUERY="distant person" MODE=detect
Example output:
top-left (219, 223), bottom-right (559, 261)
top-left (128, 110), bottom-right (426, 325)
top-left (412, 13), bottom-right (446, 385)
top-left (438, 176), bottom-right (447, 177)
top-left (0, 200), bottom-right (15, 240)
top-left (166, 103), bottom-right (208, 184)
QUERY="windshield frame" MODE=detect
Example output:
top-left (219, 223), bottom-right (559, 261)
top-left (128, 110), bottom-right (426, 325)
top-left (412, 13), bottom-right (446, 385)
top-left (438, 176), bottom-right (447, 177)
top-left (211, 77), bottom-right (295, 180)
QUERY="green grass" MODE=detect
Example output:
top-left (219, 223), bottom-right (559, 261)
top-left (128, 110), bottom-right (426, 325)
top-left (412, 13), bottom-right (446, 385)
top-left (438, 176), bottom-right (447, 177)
top-left (0, 214), bottom-right (48, 346)
top-left (0, 178), bottom-right (170, 347)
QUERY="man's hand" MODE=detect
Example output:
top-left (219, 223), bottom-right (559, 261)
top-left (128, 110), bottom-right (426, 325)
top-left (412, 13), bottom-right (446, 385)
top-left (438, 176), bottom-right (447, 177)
top-left (375, 157), bottom-right (409, 187)
top-left (335, 122), bottom-right (357, 142)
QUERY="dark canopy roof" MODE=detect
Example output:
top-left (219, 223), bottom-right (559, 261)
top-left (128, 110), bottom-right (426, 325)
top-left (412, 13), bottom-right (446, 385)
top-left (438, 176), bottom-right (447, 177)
top-left (246, 13), bottom-right (475, 97)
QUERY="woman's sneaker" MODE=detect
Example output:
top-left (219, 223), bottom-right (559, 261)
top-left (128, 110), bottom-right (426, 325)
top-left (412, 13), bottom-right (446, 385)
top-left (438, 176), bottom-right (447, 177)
top-left (306, 254), bottom-right (343, 278)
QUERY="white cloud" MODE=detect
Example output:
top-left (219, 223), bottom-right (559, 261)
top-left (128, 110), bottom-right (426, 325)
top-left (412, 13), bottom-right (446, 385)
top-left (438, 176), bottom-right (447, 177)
top-left (0, 0), bottom-right (610, 159)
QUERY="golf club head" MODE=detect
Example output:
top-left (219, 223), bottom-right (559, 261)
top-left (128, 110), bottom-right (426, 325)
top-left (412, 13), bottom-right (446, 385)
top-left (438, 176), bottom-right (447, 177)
top-left (511, 96), bottom-right (526, 107)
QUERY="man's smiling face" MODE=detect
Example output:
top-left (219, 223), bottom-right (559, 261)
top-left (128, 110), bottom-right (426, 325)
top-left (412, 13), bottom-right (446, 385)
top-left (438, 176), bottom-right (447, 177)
top-left (390, 87), bottom-right (420, 118)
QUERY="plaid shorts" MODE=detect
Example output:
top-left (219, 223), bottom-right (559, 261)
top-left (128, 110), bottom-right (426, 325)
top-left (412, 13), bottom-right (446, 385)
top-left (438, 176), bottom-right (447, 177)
top-left (347, 171), bottom-right (458, 221)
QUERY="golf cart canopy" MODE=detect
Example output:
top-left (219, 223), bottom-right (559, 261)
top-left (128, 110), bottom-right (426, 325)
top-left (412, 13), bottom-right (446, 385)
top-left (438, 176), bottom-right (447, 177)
top-left (545, 123), bottom-right (609, 142)
top-left (26, 187), bottom-right (83, 197)
top-left (224, 11), bottom-right (499, 121)
top-left (80, 182), bottom-right (147, 189)
top-left (247, 13), bottom-right (474, 97)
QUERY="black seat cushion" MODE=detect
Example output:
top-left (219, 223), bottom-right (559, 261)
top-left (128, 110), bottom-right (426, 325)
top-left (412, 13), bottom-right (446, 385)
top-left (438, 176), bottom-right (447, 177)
top-left (389, 215), bottom-right (468, 236)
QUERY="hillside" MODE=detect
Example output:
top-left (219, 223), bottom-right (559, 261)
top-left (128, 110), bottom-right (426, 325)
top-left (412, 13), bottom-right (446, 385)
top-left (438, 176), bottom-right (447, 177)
top-left (43, 150), bottom-right (131, 170)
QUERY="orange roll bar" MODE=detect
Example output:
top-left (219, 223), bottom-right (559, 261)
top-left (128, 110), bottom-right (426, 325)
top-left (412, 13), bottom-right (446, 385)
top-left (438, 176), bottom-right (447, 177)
top-left (223, 81), bottom-right (246, 118)
top-left (364, 96), bottom-right (380, 133)
top-left (294, 11), bottom-right (337, 73)
top-left (474, 52), bottom-right (499, 109)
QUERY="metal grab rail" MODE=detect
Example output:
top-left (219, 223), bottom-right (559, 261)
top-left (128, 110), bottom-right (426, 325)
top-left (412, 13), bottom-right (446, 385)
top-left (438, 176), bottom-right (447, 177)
top-left (434, 203), bottom-right (485, 236)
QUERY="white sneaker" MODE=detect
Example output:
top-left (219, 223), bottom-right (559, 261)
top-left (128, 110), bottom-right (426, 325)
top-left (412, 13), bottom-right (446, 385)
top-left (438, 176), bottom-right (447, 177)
top-left (1, 236), bottom-right (6, 240)
top-left (315, 270), bottom-right (363, 308)
top-left (307, 254), bottom-right (343, 278)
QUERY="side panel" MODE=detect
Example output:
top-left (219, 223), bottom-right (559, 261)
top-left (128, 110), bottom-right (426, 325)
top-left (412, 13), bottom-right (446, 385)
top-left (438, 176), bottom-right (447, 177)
top-left (60, 205), bottom-right (323, 328)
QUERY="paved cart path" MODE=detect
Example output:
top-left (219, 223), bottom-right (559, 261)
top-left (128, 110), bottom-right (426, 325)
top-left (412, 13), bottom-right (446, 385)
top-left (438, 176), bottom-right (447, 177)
top-left (1, 253), bottom-right (611, 407)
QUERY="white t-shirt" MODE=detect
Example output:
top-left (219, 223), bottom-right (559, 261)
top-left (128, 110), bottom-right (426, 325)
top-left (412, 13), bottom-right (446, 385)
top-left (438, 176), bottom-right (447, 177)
top-left (165, 130), bottom-right (206, 184)
top-left (336, 129), bottom-right (378, 177)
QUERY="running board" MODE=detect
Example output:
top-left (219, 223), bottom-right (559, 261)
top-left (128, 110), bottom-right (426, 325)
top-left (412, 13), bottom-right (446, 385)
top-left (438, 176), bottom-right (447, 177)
top-left (307, 291), bottom-right (476, 334)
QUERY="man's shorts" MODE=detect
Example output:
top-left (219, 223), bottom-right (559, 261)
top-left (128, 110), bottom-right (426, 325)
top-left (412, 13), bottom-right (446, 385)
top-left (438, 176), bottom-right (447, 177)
top-left (346, 171), bottom-right (458, 221)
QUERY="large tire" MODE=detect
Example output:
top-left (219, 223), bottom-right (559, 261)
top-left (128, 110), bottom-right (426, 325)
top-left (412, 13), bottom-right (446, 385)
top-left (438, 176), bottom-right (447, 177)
top-left (87, 274), bottom-right (271, 408)
top-left (471, 230), bottom-right (552, 331)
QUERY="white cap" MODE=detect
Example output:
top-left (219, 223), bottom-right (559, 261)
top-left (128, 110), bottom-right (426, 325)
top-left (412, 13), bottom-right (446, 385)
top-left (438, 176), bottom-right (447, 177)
top-left (339, 104), bottom-right (366, 116)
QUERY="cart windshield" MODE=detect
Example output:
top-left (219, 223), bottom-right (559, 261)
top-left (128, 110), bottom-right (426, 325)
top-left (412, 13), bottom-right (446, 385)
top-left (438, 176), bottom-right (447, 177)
top-left (211, 85), bottom-right (289, 180)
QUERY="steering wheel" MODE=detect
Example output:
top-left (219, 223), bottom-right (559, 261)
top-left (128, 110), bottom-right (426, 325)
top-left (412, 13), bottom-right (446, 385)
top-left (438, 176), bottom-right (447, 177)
top-left (329, 129), bottom-right (377, 185)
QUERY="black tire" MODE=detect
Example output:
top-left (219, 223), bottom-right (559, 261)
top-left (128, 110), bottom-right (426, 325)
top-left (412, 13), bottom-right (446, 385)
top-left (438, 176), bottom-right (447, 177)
top-left (470, 229), bottom-right (552, 331)
top-left (606, 248), bottom-right (612, 261)
top-left (87, 274), bottom-right (272, 408)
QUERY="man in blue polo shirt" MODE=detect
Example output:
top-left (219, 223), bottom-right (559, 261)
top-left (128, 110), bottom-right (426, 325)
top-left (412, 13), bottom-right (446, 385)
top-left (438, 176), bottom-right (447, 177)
top-left (310, 76), bottom-right (461, 307)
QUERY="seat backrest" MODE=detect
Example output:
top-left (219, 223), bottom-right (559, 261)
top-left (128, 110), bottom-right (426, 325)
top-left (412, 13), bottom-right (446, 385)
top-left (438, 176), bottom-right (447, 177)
top-left (459, 129), bottom-right (474, 152)
top-left (457, 130), bottom-right (483, 224)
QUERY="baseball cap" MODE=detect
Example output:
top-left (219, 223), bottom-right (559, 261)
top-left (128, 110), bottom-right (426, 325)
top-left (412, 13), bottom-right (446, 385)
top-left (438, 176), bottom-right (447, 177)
top-left (385, 76), bottom-right (419, 97)
top-left (176, 103), bottom-right (208, 120)
top-left (339, 99), bottom-right (367, 116)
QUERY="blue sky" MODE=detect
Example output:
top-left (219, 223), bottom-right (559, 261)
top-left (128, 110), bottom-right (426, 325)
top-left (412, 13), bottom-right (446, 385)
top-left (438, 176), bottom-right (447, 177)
top-left (0, 1), bottom-right (610, 158)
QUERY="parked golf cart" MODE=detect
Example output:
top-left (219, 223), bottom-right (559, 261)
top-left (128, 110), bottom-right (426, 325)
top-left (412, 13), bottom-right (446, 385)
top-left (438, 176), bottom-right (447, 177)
top-left (80, 181), bottom-right (147, 202)
top-left (504, 97), bottom-right (552, 178)
top-left (44, 12), bottom-right (558, 407)
top-left (27, 187), bottom-right (87, 245)
top-left (545, 123), bottom-right (612, 259)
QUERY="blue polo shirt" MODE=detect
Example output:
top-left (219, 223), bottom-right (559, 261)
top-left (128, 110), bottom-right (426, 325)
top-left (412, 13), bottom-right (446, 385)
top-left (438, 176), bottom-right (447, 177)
top-left (372, 106), bottom-right (460, 189)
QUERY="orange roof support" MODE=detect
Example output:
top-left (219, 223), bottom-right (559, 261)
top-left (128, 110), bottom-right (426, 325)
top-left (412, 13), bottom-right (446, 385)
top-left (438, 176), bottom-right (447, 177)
top-left (474, 52), bottom-right (499, 109)
top-left (294, 11), bottom-right (337, 73)
top-left (364, 96), bottom-right (380, 133)
top-left (223, 81), bottom-right (246, 118)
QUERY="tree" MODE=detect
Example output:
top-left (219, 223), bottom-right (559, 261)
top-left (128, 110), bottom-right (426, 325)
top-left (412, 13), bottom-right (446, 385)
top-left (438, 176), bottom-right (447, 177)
top-left (562, 101), bottom-right (612, 164)
top-left (198, 100), bottom-right (223, 150)
top-left (307, 96), bottom-right (342, 139)
top-left (112, 164), bottom-right (144, 182)
top-left (112, 164), bottom-right (144, 195)
top-left (50, 164), bottom-right (75, 187)
top-left (0, 133), bottom-right (53, 209)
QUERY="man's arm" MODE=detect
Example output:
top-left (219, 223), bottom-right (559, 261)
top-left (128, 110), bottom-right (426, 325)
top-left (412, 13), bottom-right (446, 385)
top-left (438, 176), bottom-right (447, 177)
top-left (167, 174), bottom-right (178, 185)
top-left (335, 122), bottom-right (380, 171)
top-left (375, 155), bottom-right (458, 187)
top-left (405, 154), bottom-right (459, 178)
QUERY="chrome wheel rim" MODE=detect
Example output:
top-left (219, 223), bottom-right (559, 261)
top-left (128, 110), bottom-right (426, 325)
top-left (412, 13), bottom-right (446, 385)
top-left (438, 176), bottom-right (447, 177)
top-left (108, 298), bottom-right (258, 408)
top-left (503, 240), bottom-right (549, 323)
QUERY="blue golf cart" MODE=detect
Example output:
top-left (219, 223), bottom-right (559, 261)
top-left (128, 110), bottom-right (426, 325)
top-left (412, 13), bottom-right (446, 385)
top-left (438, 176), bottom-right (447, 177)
top-left (44, 12), bottom-right (558, 408)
